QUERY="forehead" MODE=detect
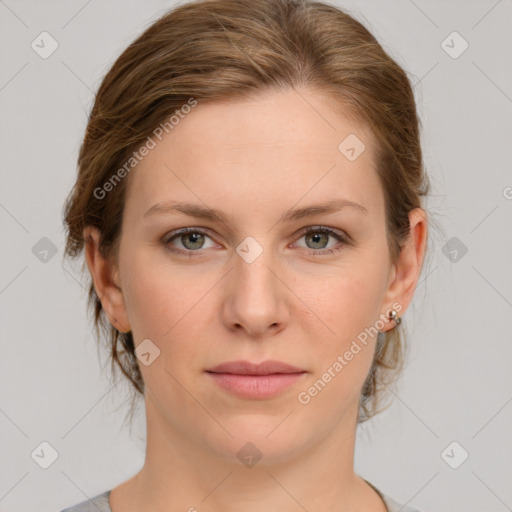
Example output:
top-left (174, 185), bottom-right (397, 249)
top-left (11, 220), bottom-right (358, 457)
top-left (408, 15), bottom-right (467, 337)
top-left (124, 87), bottom-right (382, 221)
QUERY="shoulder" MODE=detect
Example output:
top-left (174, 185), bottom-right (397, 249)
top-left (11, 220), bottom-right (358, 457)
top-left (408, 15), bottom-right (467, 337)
top-left (59, 490), bottom-right (111, 512)
top-left (58, 486), bottom-right (425, 512)
top-left (380, 490), bottom-right (425, 512)
top-left (364, 479), bottom-right (424, 512)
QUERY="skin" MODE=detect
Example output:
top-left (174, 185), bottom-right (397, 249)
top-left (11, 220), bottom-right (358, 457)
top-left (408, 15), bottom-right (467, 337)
top-left (84, 86), bottom-right (427, 512)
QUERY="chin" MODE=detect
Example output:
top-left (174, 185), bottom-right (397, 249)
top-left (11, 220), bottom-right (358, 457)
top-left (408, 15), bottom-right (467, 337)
top-left (204, 416), bottom-right (308, 467)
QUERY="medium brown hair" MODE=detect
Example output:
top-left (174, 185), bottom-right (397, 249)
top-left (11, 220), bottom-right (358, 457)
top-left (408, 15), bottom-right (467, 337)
top-left (62, 0), bottom-right (429, 424)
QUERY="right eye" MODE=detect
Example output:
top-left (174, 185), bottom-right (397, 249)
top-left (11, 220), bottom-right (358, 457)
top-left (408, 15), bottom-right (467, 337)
top-left (162, 228), bottom-right (219, 255)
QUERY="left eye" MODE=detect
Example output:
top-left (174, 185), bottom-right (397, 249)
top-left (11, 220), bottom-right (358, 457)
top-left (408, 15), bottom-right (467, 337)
top-left (295, 227), bottom-right (346, 252)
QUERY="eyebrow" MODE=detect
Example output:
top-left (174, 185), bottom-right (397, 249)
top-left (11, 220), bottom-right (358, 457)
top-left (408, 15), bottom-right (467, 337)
top-left (143, 198), bottom-right (368, 224)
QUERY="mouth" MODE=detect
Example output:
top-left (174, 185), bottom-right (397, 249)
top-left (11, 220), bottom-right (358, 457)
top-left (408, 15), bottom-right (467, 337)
top-left (205, 360), bottom-right (307, 399)
top-left (206, 359), bottom-right (306, 375)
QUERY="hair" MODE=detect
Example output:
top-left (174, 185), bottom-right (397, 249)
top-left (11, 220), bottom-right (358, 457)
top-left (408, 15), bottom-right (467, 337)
top-left (62, 0), bottom-right (430, 426)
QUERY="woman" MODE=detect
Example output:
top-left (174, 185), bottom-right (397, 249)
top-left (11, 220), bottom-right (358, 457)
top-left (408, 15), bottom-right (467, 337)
top-left (61, 0), bottom-right (429, 510)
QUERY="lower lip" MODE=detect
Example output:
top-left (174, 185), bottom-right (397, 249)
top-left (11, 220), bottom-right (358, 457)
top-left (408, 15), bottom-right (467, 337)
top-left (206, 372), bottom-right (307, 399)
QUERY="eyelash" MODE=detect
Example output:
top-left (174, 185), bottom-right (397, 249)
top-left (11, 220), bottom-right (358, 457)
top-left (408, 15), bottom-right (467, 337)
top-left (161, 226), bottom-right (349, 258)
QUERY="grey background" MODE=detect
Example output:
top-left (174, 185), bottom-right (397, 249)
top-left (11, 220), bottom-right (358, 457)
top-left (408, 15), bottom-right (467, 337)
top-left (1, 1), bottom-right (511, 511)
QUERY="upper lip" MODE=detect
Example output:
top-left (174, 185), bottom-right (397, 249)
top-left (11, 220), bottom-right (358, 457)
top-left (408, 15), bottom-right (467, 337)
top-left (206, 360), bottom-right (306, 375)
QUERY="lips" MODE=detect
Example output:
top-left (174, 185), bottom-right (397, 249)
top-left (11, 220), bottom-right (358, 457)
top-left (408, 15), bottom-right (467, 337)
top-left (206, 360), bottom-right (307, 399)
top-left (206, 360), bottom-right (305, 375)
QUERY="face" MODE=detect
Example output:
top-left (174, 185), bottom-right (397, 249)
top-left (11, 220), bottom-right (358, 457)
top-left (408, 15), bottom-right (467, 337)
top-left (88, 87), bottom-right (423, 465)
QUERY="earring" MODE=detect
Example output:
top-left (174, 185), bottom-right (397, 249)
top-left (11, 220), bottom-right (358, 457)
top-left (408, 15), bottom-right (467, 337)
top-left (388, 309), bottom-right (401, 328)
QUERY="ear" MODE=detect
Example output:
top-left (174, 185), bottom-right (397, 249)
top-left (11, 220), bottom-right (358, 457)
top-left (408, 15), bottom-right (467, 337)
top-left (83, 226), bottom-right (131, 333)
top-left (381, 208), bottom-right (428, 331)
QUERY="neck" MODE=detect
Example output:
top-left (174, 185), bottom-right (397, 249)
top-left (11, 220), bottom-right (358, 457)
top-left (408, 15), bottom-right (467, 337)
top-left (110, 394), bottom-right (386, 512)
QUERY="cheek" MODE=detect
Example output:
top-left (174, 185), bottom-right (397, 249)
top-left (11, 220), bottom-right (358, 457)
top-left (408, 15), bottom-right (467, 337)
top-left (294, 281), bottom-right (382, 415)
top-left (295, 262), bottom-right (387, 342)
top-left (121, 250), bottom-right (217, 356)
top-left (291, 258), bottom-right (388, 398)
top-left (120, 255), bottom-right (213, 400)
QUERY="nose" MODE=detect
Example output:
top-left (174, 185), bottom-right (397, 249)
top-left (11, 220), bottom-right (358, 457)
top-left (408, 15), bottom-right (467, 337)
top-left (221, 242), bottom-right (290, 338)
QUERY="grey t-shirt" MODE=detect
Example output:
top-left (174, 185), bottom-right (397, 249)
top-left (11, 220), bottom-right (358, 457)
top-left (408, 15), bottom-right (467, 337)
top-left (60, 482), bottom-right (424, 512)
